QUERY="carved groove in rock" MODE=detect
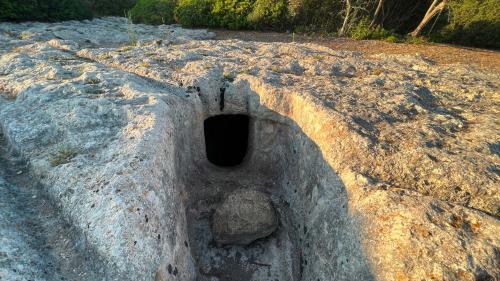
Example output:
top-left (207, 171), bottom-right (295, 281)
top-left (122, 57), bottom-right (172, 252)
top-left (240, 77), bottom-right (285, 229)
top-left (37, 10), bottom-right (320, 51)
top-left (169, 90), bottom-right (370, 281)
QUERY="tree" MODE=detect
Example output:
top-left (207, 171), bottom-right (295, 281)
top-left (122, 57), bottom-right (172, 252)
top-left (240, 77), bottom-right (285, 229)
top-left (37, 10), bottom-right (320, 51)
top-left (339, 0), bottom-right (352, 35)
top-left (409, 0), bottom-right (448, 37)
top-left (82, 0), bottom-right (137, 16)
top-left (0, 0), bottom-right (92, 21)
top-left (370, 0), bottom-right (384, 28)
top-left (339, 0), bottom-right (373, 36)
top-left (129, 0), bottom-right (176, 25)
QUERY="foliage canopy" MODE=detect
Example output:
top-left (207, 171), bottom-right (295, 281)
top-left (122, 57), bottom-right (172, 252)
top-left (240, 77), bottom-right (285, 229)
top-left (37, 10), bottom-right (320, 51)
top-left (436, 0), bottom-right (500, 48)
top-left (0, 0), bottom-right (92, 21)
top-left (175, 0), bottom-right (215, 27)
top-left (129, 0), bottom-right (176, 25)
top-left (82, 0), bottom-right (137, 16)
top-left (0, 0), bottom-right (498, 49)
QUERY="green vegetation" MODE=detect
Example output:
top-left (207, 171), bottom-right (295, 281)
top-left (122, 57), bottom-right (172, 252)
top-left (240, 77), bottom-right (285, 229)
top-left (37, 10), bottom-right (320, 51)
top-left (211, 0), bottom-right (253, 29)
top-left (247, 0), bottom-right (288, 30)
top-left (129, 0), bottom-right (176, 25)
top-left (82, 0), bottom-right (137, 16)
top-left (1, 0), bottom-right (498, 49)
top-left (0, 0), bottom-right (92, 22)
top-left (349, 18), bottom-right (427, 44)
top-left (49, 146), bottom-right (79, 166)
top-left (350, 18), bottom-right (394, 40)
top-left (174, 0), bottom-right (288, 29)
top-left (290, 0), bottom-right (342, 32)
top-left (126, 11), bottom-right (139, 46)
top-left (434, 0), bottom-right (500, 49)
top-left (175, 0), bottom-right (214, 27)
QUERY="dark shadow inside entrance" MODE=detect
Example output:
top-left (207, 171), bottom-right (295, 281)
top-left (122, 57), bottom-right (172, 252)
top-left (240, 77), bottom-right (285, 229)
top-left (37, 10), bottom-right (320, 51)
top-left (204, 114), bottom-right (249, 167)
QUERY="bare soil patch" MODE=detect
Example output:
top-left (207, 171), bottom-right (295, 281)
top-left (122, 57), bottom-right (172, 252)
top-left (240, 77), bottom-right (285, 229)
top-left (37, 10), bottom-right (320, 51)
top-left (213, 30), bottom-right (500, 72)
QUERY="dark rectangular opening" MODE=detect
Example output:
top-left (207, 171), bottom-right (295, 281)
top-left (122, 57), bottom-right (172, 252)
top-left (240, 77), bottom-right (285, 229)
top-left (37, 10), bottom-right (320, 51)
top-left (204, 114), bottom-right (249, 167)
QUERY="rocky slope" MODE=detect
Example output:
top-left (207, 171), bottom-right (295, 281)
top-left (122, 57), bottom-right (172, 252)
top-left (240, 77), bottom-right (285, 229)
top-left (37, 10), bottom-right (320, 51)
top-left (0, 17), bottom-right (498, 281)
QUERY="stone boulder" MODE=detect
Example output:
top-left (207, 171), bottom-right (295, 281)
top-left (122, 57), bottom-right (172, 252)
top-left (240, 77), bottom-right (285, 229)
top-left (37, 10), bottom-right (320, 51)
top-left (212, 189), bottom-right (278, 245)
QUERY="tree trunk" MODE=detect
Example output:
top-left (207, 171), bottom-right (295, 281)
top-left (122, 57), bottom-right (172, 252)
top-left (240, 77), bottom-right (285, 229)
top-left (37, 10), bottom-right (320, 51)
top-left (339, 0), bottom-right (352, 36)
top-left (370, 0), bottom-right (384, 28)
top-left (409, 0), bottom-right (447, 37)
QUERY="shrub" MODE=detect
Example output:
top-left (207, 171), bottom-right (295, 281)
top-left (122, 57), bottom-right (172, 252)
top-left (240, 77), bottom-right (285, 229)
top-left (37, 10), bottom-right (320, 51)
top-left (247, 0), bottom-right (288, 30)
top-left (350, 18), bottom-right (394, 40)
top-left (175, 0), bottom-right (214, 27)
top-left (0, 0), bottom-right (92, 22)
top-left (49, 0), bottom-right (93, 20)
top-left (385, 34), bottom-right (400, 43)
top-left (434, 0), bottom-right (500, 49)
top-left (404, 35), bottom-right (427, 45)
top-left (0, 0), bottom-right (36, 21)
top-left (211, 0), bottom-right (253, 29)
top-left (129, 0), bottom-right (176, 25)
top-left (291, 0), bottom-right (343, 32)
top-left (49, 146), bottom-right (79, 166)
top-left (376, 0), bottom-right (433, 34)
top-left (350, 19), bottom-right (372, 39)
top-left (83, 0), bottom-right (137, 16)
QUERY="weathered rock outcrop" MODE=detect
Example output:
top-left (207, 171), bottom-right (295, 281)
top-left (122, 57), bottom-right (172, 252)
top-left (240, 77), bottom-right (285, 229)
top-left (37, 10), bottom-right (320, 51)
top-left (0, 17), bottom-right (498, 281)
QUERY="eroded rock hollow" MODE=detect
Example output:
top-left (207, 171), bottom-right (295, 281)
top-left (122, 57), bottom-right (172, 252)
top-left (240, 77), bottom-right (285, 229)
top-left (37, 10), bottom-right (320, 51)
top-left (179, 97), bottom-right (368, 280)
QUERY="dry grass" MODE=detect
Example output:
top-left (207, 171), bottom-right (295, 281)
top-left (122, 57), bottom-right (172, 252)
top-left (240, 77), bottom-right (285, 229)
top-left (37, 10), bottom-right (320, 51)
top-left (49, 146), bottom-right (79, 166)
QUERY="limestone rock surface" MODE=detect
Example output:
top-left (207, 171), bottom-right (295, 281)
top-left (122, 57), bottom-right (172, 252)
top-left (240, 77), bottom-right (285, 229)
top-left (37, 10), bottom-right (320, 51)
top-left (0, 17), bottom-right (498, 281)
top-left (213, 189), bottom-right (278, 245)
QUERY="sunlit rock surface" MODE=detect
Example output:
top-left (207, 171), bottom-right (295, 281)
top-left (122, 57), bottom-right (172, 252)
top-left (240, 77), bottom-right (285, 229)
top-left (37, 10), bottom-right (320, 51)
top-left (0, 17), bottom-right (498, 281)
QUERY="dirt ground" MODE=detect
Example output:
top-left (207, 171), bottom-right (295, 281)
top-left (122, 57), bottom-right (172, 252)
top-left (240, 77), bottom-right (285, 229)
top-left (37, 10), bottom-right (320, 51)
top-left (213, 30), bottom-right (500, 73)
